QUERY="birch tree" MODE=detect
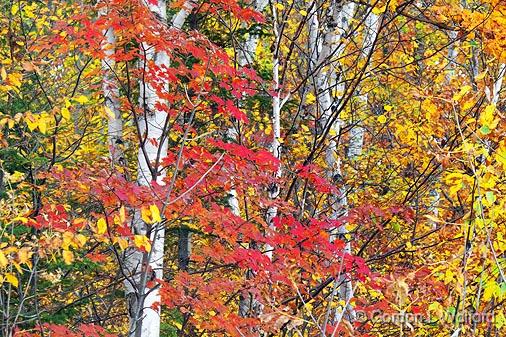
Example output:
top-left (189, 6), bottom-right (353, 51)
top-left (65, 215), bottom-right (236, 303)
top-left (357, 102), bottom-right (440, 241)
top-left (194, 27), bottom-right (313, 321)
top-left (99, 3), bottom-right (124, 168)
top-left (124, 1), bottom-right (195, 336)
top-left (307, 0), bottom-right (357, 322)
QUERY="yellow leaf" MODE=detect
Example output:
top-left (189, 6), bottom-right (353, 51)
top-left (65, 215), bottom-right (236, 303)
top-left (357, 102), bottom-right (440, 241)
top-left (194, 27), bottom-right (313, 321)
top-left (8, 171), bottom-right (24, 183)
top-left (0, 67), bottom-right (6, 80)
top-left (443, 269), bottom-right (454, 284)
top-left (495, 143), bottom-right (506, 169)
top-left (428, 301), bottom-right (444, 317)
top-left (23, 5), bottom-right (36, 19)
top-left (134, 235), bottom-right (151, 252)
top-left (61, 107), bottom-right (70, 120)
top-left (303, 301), bottom-right (314, 312)
top-left (115, 237), bottom-right (129, 250)
top-left (11, 4), bottom-right (19, 15)
top-left (452, 85), bottom-right (471, 101)
top-left (305, 92), bottom-right (316, 104)
top-left (475, 70), bottom-right (487, 81)
top-left (495, 311), bottom-right (506, 330)
top-left (275, 3), bottom-right (285, 10)
top-left (150, 204), bottom-right (162, 223)
top-left (377, 115), bottom-right (387, 123)
top-left (62, 250), bottom-right (74, 264)
top-left (5, 273), bottom-right (18, 287)
top-left (37, 118), bottom-right (47, 134)
top-left (62, 231), bottom-right (74, 250)
top-left (483, 281), bottom-right (500, 302)
top-left (75, 234), bottom-right (87, 247)
top-left (388, 0), bottom-right (399, 11)
top-left (422, 98), bottom-right (439, 120)
top-left (384, 105), bottom-right (393, 112)
top-left (299, 9), bottom-right (307, 16)
top-left (12, 262), bottom-right (22, 273)
top-left (479, 104), bottom-right (499, 130)
top-left (461, 100), bottom-right (474, 111)
top-left (119, 205), bottom-right (126, 223)
top-left (171, 321), bottom-right (183, 330)
top-left (141, 207), bottom-right (152, 224)
top-left (264, 124), bottom-right (272, 135)
top-left (7, 73), bottom-right (22, 88)
top-left (0, 251), bottom-right (8, 268)
top-left (169, 132), bottom-right (178, 142)
top-left (26, 117), bottom-right (38, 131)
top-left (372, 5), bottom-right (386, 14)
top-left (97, 218), bottom-right (107, 235)
top-left (74, 95), bottom-right (89, 104)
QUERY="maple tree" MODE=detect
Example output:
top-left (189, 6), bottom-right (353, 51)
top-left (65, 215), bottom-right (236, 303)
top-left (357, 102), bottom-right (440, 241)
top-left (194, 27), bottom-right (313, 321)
top-left (0, 0), bottom-right (505, 336)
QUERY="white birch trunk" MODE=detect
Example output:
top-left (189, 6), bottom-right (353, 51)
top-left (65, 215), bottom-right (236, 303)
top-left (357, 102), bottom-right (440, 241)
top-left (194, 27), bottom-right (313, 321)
top-left (172, 0), bottom-right (195, 30)
top-left (264, 1), bottom-right (284, 262)
top-left (308, 0), bottom-right (357, 324)
top-left (238, 3), bottom-right (285, 319)
top-left (347, 12), bottom-right (379, 160)
top-left (491, 63), bottom-right (505, 105)
top-left (265, 60), bottom-right (281, 261)
top-left (125, 1), bottom-right (195, 336)
top-left (336, 11), bottom-right (379, 324)
top-left (445, 31), bottom-right (458, 83)
top-left (237, 0), bottom-right (269, 67)
top-left (99, 5), bottom-right (123, 167)
top-left (316, 1), bottom-right (356, 128)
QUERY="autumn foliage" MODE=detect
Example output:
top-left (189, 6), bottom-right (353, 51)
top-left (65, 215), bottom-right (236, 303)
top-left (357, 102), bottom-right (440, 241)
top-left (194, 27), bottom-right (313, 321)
top-left (0, 0), bottom-right (505, 336)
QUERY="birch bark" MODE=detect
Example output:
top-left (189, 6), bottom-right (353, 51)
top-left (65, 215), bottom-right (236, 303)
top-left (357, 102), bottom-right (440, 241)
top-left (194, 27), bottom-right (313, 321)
top-left (348, 12), bottom-right (379, 160)
top-left (99, 4), bottom-right (124, 168)
top-left (264, 0), bottom-right (287, 261)
top-left (491, 63), bottom-right (505, 105)
top-left (126, 1), bottom-right (170, 334)
top-left (124, 2), bottom-right (194, 336)
top-left (335, 11), bottom-right (378, 325)
top-left (306, 1), bottom-right (382, 327)
top-left (307, 0), bottom-right (356, 323)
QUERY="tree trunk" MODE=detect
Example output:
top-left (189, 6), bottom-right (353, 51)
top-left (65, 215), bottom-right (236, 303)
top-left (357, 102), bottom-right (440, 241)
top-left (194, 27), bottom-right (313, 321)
top-left (124, 1), bottom-right (196, 335)
top-left (99, 4), bottom-right (124, 168)
top-left (308, 0), bottom-right (357, 326)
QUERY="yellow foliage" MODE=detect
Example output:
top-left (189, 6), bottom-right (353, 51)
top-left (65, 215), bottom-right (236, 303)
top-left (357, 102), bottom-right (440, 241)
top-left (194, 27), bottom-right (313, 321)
top-left (97, 218), bottom-right (107, 235)
top-left (134, 235), bottom-right (151, 252)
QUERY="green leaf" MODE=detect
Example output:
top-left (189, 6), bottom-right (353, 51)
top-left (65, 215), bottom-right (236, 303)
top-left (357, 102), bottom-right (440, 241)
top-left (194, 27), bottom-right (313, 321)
top-left (480, 125), bottom-right (491, 135)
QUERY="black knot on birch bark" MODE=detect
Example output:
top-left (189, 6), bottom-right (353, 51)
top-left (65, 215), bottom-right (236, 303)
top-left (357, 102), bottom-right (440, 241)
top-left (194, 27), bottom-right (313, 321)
top-left (332, 173), bottom-right (343, 184)
top-left (127, 292), bottom-right (139, 319)
top-left (267, 183), bottom-right (279, 196)
top-left (316, 119), bottom-right (327, 136)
